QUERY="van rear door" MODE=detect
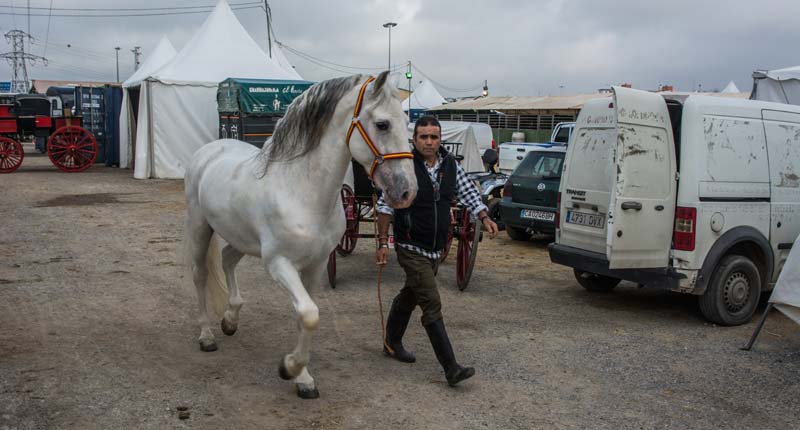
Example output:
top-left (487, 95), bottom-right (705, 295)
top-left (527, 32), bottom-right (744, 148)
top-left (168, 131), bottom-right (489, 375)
top-left (558, 99), bottom-right (616, 255)
top-left (606, 86), bottom-right (677, 269)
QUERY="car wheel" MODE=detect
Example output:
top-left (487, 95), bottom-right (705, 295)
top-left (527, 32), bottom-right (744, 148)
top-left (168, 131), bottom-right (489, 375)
top-left (505, 225), bottom-right (531, 241)
top-left (698, 255), bottom-right (761, 326)
top-left (574, 269), bottom-right (620, 292)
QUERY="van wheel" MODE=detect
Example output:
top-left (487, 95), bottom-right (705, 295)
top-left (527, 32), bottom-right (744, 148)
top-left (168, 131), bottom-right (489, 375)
top-left (574, 269), bottom-right (620, 292)
top-left (698, 255), bottom-right (761, 326)
top-left (506, 225), bottom-right (531, 241)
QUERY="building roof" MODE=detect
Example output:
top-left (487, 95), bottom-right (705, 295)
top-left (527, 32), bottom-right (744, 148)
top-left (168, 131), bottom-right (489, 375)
top-left (30, 79), bottom-right (121, 94)
top-left (428, 91), bottom-right (751, 113)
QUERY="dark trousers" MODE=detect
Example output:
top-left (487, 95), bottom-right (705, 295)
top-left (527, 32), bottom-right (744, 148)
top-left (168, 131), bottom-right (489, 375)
top-left (393, 246), bottom-right (443, 326)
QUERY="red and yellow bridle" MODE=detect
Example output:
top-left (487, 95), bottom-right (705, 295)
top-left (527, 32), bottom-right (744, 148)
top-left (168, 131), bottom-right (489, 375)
top-left (345, 76), bottom-right (414, 178)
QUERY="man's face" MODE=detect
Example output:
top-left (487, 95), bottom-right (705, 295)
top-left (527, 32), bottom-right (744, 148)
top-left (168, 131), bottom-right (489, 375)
top-left (414, 124), bottom-right (441, 159)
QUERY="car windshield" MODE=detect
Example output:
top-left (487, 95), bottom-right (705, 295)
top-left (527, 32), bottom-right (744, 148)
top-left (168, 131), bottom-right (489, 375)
top-left (514, 152), bottom-right (564, 178)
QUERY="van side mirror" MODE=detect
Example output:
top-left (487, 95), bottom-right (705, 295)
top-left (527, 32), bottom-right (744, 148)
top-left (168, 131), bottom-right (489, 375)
top-left (482, 148), bottom-right (498, 171)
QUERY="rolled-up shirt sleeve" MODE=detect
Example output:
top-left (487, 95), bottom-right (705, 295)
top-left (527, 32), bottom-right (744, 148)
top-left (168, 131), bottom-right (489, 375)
top-left (376, 194), bottom-right (394, 215)
top-left (455, 164), bottom-right (488, 217)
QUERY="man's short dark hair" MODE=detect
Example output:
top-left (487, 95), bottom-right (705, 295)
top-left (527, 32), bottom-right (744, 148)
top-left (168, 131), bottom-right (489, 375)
top-left (413, 116), bottom-right (441, 138)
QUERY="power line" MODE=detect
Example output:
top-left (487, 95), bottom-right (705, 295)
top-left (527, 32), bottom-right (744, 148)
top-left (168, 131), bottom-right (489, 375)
top-left (0, 1), bottom-right (262, 12)
top-left (42, 0), bottom-right (53, 58)
top-left (410, 63), bottom-right (484, 93)
top-left (277, 40), bottom-right (404, 72)
top-left (0, 4), bottom-right (262, 18)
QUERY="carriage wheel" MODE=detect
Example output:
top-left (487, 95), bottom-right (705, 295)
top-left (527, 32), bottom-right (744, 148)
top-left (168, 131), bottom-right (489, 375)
top-left (327, 251), bottom-right (336, 288)
top-left (455, 211), bottom-right (480, 291)
top-left (439, 208), bottom-right (456, 263)
top-left (0, 137), bottom-right (24, 173)
top-left (47, 126), bottom-right (97, 172)
top-left (336, 184), bottom-right (359, 255)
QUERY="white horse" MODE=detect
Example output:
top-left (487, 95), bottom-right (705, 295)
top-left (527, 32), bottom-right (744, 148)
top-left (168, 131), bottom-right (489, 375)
top-left (183, 72), bottom-right (417, 399)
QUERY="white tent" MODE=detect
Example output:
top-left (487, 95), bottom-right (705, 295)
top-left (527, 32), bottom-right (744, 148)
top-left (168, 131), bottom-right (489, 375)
top-left (118, 36), bottom-right (177, 169)
top-left (402, 79), bottom-right (446, 111)
top-left (721, 80), bottom-right (740, 93)
top-left (132, 0), bottom-right (300, 179)
top-left (751, 65), bottom-right (800, 105)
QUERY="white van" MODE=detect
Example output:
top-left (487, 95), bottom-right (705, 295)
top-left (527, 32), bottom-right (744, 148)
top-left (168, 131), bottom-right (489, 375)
top-left (548, 86), bottom-right (800, 325)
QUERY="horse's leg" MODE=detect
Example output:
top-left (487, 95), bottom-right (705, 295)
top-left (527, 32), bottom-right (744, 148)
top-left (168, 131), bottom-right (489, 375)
top-left (267, 256), bottom-right (320, 399)
top-left (289, 259), bottom-right (327, 398)
top-left (186, 216), bottom-right (217, 352)
top-left (220, 245), bottom-right (245, 336)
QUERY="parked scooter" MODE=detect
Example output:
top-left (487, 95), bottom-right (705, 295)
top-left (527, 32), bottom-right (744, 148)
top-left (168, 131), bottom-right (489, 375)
top-left (466, 149), bottom-right (507, 230)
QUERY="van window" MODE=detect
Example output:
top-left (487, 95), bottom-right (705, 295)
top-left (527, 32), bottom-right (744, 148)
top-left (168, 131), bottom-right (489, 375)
top-left (515, 152), bottom-right (564, 178)
top-left (568, 128), bottom-right (616, 192)
top-left (702, 116), bottom-right (768, 183)
top-left (553, 127), bottom-right (570, 143)
top-left (617, 126), bottom-right (671, 198)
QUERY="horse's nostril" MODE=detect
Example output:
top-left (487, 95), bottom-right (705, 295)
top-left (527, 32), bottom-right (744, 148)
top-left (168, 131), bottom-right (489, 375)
top-left (401, 191), bottom-right (410, 201)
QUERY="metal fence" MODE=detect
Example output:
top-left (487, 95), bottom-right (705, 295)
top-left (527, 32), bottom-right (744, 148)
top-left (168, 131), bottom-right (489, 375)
top-left (430, 112), bottom-right (576, 131)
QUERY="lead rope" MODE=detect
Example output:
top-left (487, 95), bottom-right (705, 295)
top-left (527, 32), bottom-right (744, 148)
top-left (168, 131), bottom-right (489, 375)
top-left (373, 191), bottom-right (395, 356)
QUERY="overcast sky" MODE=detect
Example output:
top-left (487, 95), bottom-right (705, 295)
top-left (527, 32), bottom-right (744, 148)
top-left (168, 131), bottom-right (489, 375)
top-left (1, 0), bottom-right (799, 97)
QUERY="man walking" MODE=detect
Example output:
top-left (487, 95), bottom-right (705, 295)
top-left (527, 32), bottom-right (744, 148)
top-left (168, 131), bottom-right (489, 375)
top-left (375, 116), bottom-right (498, 386)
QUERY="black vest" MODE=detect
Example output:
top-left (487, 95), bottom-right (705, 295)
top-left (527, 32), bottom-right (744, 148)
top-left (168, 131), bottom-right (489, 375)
top-left (393, 149), bottom-right (457, 252)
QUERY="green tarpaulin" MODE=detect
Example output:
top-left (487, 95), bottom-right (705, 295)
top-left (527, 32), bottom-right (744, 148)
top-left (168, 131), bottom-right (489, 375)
top-left (217, 78), bottom-right (314, 115)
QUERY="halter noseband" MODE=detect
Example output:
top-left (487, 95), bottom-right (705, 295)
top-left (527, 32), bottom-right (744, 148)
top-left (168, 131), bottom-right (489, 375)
top-left (346, 76), bottom-right (414, 178)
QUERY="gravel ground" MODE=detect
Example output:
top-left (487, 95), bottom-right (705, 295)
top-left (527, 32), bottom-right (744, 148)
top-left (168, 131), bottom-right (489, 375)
top-left (1, 149), bottom-right (799, 429)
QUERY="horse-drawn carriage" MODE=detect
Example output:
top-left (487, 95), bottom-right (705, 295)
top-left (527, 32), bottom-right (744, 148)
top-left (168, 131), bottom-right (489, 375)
top-left (326, 140), bottom-right (483, 291)
top-left (0, 93), bottom-right (97, 173)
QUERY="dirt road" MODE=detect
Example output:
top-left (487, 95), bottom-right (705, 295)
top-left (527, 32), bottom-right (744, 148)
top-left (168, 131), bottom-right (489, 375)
top-left (2, 151), bottom-right (799, 429)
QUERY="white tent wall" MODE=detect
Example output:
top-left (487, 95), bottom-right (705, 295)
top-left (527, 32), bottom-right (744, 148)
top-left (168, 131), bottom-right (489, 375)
top-left (133, 81), bottom-right (219, 179)
top-left (752, 66), bottom-right (800, 105)
top-left (119, 91), bottom-right (131, 168)
top-left (118, 36), bottom-right (177, 169)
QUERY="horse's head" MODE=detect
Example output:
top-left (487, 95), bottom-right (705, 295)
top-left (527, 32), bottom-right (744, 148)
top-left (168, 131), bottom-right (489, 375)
top-left (348, 72), bottom-right (417, 209)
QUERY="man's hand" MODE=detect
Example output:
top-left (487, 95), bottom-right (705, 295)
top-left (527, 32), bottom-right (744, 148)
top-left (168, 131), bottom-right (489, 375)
top-left (376, 246), bottom-right (390, 265)
top-left (482, 216), bottom-right (499, 239)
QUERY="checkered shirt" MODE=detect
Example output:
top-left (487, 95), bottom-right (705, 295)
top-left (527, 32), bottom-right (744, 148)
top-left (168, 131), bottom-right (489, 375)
top-left (377, 155), bottom-right (487, 260)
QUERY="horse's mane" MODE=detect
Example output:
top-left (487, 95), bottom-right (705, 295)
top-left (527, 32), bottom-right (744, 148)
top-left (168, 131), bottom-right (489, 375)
top-left (261, 74), bottom-right (367, 164)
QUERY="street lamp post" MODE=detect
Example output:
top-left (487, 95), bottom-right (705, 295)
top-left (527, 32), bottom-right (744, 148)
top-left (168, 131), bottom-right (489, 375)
top-left (115, 46), bottom-right (121, 82)
top-left (382, 22), bottom-right (397, 71)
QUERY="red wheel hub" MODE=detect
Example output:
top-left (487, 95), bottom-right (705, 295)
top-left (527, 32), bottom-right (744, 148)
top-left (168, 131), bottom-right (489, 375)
top-left (0, 136), bottom-right (24, 174)
top-left (47, 125), bottom-right (97, 172)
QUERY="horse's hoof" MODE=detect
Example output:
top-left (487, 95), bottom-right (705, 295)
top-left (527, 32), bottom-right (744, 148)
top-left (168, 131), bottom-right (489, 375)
top-left (297, 387), bottom-right (320, 399)
top-left (278, 361), bottom-right (292, 380)
top-left (199, 339), bottom-right (218, 352)
top-left (221, 319), bottom-right (238, 336)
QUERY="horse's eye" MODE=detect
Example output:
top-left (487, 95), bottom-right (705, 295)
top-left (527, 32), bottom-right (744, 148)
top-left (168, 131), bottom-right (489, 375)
top-left (375, 120), bottom-right (390, 131)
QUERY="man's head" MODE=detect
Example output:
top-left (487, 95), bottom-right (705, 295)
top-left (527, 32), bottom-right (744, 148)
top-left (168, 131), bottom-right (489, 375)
top-left (413, 116), bottom-right (442, 161)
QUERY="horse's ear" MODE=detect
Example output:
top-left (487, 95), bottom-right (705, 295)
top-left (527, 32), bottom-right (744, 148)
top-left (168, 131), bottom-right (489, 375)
top-left (372, 71), bottom-right (390, 95)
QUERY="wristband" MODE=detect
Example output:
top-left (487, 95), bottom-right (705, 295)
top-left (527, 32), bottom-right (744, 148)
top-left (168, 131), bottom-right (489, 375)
top-left (479, 215), bottom-right (489, 222)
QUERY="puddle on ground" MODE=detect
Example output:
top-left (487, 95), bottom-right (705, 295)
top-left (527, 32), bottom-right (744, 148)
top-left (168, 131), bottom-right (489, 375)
top-left (35, 193), bottom-right (145, 208)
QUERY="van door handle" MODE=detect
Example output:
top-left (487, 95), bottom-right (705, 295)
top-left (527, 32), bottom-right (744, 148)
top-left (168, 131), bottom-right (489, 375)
top-left (621, 201), bottom-right (642, 211)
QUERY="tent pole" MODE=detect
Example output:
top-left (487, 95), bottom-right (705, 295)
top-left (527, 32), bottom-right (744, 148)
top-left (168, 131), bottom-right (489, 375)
top-left (741, 303), bottom-right (774, 351)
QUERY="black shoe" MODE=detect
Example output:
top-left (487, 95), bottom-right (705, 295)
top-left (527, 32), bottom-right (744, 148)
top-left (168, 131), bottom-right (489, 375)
top-left (424, 319), bottom-right (475, 387)
top-left (384, 301), bottom-right (416, 363)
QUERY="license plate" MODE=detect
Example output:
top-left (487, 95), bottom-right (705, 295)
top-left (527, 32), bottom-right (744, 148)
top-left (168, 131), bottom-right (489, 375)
top-left (520, 209), bottom-right (555, 222)
top-left (566, 210), bottom-right (605, 228)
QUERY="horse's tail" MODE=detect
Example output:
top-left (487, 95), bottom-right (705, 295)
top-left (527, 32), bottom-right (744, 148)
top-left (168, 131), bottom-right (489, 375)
top-left (204, 234), bottom-right (230, 319)
top-left (183, 228), bottom-right (229, 320)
